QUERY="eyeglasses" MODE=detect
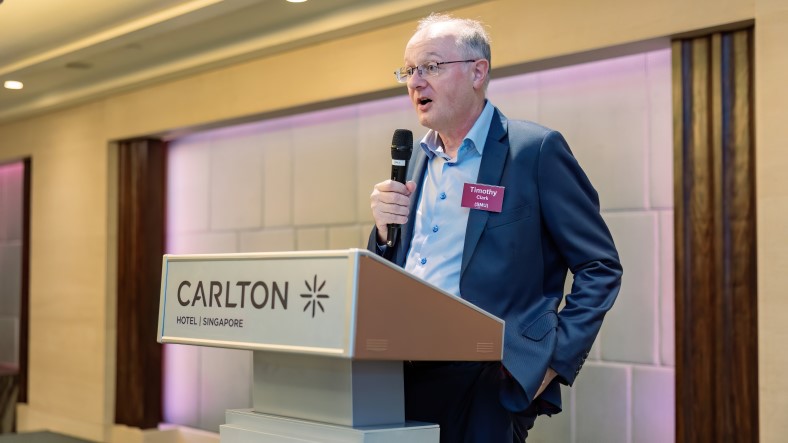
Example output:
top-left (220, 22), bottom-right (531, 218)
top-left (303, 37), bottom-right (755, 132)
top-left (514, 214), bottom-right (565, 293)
top-left (394, 59), bottom-right (477, 83)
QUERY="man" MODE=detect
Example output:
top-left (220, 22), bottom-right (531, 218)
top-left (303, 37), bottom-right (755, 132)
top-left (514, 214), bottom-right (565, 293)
top-left (368, 13), bottom-right (622, 442)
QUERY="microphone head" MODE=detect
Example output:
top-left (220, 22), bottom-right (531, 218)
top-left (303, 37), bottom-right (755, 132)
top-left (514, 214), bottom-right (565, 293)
top-left (391, 129), bottom-right (413, 160)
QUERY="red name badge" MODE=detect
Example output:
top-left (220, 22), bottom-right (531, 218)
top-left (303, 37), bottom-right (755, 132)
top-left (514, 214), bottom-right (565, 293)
top-left (461, 183), bottom-right (505, 212)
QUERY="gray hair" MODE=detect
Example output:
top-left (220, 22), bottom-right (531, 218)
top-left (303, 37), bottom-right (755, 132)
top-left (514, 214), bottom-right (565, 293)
top-left (416, 13), bottom-right (491, 86)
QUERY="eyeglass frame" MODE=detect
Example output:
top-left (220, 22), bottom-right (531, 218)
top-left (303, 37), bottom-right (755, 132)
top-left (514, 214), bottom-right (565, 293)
top-left (394, 59), bottom-right (478, 83)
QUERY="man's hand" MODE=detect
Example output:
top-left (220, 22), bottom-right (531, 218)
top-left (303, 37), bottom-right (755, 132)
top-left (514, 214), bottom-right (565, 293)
top-left (535, 367), bottom-right (558, 399)
top-left (370, 179), bottom-right (417, 243)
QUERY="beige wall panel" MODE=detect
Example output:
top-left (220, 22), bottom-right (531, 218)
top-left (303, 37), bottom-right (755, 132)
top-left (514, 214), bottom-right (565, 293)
top-left (239, 228), bottom-right (296, 253)
top-left (658, 210), bottom-right (675, 367)
top-left (209, 133), bottom-right (264, 230)
top-left (101, 26), bottom-right (407, 140)
top-left (167, 141), bottom-right (212, 234)
top-left (485, 0), bottom-right (754, 66)
top-left (574, 363), bottom-right (630, 443)
top-left (328, 225), bottom-right (364, 250)
top-left (755, 2), bottom-right (788, 442)
top-left (20, 102), bottom-right (112, 440)
top-left (28, 318), bottom-right (105, 412)
top-left (296, 227), bottom-right (327, 251)
top-left (291, 108), bottom-right (358, 226)
top-left (0, 119), bottom-right (33, 164)
top-left (17, 403), bottom-right (108, 442)
top-left (646, 50), bottom-right (674, 209)
top-left (168, 232), bottom-right (238, 255)
top-left (261, 127), bottom-right (294, 228)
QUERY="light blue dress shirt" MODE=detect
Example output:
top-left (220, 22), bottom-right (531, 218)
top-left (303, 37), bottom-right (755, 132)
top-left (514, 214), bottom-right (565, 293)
top-left (404, 100), bottom-right (495, 297)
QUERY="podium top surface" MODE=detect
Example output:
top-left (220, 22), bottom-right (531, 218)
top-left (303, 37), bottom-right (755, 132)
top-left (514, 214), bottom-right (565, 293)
top-left (158, 248), bottom-right (503, 361)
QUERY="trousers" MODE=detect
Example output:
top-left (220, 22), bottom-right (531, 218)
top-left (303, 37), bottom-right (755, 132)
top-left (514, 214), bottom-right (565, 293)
top-left (404, 361), bottom-right (538, 443)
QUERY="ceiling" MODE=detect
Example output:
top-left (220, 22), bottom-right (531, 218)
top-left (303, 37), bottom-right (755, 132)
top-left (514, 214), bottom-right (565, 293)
top-left (0, 0), bottom-right (485, 124)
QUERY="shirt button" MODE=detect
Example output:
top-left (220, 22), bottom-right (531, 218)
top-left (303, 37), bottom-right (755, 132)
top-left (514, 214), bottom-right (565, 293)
top-left (440, 192), bottom-right (447, 200)
top-left (432, 225), bottom-right (439, 233)
top-left (420, 258), bottom-right (427, 265)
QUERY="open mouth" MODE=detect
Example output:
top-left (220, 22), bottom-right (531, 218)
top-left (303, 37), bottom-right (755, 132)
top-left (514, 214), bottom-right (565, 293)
top-left (418, 98), bottom-right (432, 105)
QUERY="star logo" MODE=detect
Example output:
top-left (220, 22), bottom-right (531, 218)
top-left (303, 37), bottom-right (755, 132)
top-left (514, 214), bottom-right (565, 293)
top-left (301, 275), bottom-right (329, 318)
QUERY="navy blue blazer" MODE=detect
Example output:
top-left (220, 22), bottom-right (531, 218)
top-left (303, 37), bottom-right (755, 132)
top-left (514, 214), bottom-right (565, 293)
top-left (368, 107), bottom-right (622, 413)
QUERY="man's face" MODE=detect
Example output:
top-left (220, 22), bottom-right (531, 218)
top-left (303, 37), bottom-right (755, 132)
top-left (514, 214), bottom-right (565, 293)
top-left (403, 27), bottom-right (482, 134)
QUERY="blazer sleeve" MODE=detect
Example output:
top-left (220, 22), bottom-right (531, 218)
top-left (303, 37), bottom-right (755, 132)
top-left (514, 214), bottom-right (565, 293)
top-left (537, 130), bottom-right (623, 386)
top-left (366, 228), bottom-right (387, 257)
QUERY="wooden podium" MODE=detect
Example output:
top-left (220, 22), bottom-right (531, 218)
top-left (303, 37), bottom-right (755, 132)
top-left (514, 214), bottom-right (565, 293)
top-left (157, 249), bottom-right (504, 442)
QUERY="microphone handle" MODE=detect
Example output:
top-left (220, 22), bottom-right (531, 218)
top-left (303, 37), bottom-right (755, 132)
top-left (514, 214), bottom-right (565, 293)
top-left (390, 162), bottom-right (407, 183)
top-left (386, 224), bottom-right (399, 248)
top-left (386, 162), bottom-right (408, 247)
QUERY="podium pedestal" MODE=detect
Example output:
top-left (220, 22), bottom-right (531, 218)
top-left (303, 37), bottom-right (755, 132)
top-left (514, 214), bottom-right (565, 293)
top-left (221, 409), bottom-right (438, 443)
top-left (252, 352), bottom-right (403, 426)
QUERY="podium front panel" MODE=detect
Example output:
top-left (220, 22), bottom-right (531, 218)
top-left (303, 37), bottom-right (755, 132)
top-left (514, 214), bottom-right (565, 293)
top-left (157, 251), bottom-right (357, 357)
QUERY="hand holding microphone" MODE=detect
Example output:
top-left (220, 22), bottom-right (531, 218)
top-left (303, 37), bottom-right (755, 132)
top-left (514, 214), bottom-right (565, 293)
top-left (370, 129), bottom-right (415, 246)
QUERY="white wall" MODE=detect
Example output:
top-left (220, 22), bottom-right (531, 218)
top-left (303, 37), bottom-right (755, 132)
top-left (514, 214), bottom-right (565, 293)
top-left (164, 48), bottom-right (674, 443)
top-left (0, 161), bottom-right (23, 368)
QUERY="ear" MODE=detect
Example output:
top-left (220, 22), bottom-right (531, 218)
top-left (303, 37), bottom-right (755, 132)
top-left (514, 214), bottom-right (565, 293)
top-left (471, 59), bottom-right (489, 90)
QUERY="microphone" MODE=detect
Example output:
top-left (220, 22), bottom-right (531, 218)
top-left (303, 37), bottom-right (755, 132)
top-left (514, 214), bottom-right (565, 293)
top-left (387, 129), bottom-right (413, 248)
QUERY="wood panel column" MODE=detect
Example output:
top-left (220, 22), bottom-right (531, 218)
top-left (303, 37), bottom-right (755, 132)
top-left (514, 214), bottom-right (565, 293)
top-left (115, 139), bottom-right (166, 429)
top-left (673, 28), bottom-right (758, 443)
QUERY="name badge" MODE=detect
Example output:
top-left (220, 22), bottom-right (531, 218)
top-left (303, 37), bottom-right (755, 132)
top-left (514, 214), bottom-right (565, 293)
top-left (461, 183), bottom-right (505, 212)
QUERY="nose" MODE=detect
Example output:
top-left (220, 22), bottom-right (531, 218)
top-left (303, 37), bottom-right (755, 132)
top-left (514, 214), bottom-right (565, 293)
top-left (407, 69), bottom-right (426, 89)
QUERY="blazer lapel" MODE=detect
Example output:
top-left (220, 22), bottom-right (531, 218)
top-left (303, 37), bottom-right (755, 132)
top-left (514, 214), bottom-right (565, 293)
top-left (461, 109), bottom-right (509, 278)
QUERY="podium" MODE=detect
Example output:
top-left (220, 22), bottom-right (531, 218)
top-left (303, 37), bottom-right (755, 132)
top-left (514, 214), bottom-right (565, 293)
top-left (157, 249), bottom-right (504, 442)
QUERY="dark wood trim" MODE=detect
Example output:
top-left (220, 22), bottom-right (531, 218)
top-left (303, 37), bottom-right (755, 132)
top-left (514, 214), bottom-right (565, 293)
top-left (115, 139), bottom-right (166, 429)
top-left (725, 28), bottom-right (759, 439)
top-left (674, 28), bottom-right (758, 443)
top-left (18, 158), bottom-right (31, 404)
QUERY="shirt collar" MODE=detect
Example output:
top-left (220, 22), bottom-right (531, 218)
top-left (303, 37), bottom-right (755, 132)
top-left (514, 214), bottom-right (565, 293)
top-left (419, 100), bottom-right (495, 160)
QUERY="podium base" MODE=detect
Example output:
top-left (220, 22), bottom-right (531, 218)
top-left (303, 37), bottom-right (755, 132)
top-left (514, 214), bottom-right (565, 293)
top-left (221, 409), bottom-right (439, 443)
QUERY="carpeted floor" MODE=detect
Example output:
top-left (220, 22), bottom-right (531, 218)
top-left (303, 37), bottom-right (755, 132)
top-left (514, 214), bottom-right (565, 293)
top-left (0, 432), bottom-right (92, 443)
